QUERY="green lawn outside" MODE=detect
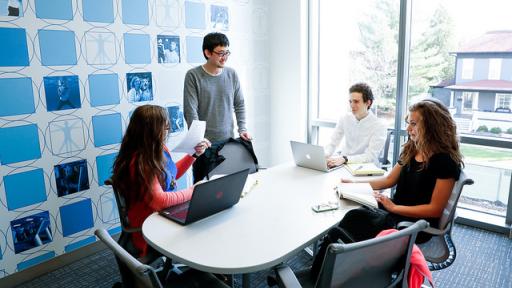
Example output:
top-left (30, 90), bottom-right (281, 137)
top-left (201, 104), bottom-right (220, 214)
top-left (461, 144), bottom-right (512, 161)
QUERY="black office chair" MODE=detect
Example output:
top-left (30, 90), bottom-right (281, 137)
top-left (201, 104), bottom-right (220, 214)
top-left (400, 171), bottom-right (474, 271)
top-left (379, 129), bottom-right (394, 170)
top-left (105, 178), bottom-right (175, 285)
top-left (95, 229), bottom-right (230, 288)
top-left (208, 140), bottom-right (259, 179)
top-left (274, 220), bottom-right (429, 288)
top-left (104, 178), bottom-right (141, 256)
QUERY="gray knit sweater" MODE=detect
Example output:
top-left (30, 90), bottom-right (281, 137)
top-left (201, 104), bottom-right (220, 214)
top-left (183, 65), bottom-right (247, 142)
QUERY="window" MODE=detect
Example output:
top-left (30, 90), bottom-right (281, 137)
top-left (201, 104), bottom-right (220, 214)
top-left (495, 93), bottom-right (512, 110)
top-left (310, 0), bottom-right (398, 145)
top-left (488, 58), bottom-right (502, 80)
top-left (309, 0), bottom-right (512, 227)
top-left (461, 58), bottom-right (474, 80)
top-left (462, 91), bottom-right (479, 112)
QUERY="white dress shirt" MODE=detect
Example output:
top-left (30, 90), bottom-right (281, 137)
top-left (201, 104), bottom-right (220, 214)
top-left (324, 111), bottom-right (387, 165)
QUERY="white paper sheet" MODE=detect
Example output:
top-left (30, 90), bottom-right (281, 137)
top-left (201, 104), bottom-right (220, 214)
top-left (172, 120), bottom-right (206, 154)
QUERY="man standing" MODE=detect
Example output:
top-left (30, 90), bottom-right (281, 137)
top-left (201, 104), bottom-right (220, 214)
top-left (325, 82), bottom-right (386, 167)
top-left (183, 32), bottom-right (251, 142)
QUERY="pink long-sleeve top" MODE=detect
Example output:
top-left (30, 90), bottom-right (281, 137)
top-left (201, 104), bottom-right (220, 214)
top-left (127, 146), bottom-right (194, 256)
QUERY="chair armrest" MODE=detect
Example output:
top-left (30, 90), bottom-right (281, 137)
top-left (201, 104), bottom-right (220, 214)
top-left (275, 264), bottom-right (302, 288)
top-left (123, 226), bottom-right (142, 233)
top-left (396, 221), bottom-right (414, 230)
top-left (397, 221), bottom-right (450, 236)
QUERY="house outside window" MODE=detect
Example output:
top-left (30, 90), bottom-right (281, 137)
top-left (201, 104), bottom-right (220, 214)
top-left (461, 58), bottom-right (474, 80)
top-left (495, 93), bottom-right (512, 110)
top-left (462, 91), bottom-right (479, 112)
top-left (488, 58), bottom-right (502, 80)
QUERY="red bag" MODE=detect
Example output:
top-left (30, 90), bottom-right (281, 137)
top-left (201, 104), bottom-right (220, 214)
top-left (376, 229), bottom-right (434, 288)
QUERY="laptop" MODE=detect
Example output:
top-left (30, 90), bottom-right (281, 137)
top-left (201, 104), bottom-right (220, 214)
top-left (290, 141), bottom-right (343, 172)
top-left (159, 168), bottom-right (250, 225)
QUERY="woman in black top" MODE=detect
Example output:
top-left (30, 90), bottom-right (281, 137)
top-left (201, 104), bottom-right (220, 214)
top-left (312, 99), bottom-right (464, 276)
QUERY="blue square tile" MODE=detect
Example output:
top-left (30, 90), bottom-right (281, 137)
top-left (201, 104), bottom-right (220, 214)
top-left (0, 124), bottom-right (41, 165)
top-left (121, 0), bottom-right (149, 25)
top-left (88, 74), bottom-right (120, 107)
top-left (35, 0), bottom-right (73, 20)
top-left (92, 113), bottom-right (122, 147)
top-left (17, 252), bottom-right (56, 271)
top-left (0, 0), bottom-right (23, 16)
top-left (4, 169), bottom-right (47, 210)
top-left (39, 30), bottom-right (77, 66)
top-left (96, 152), bottom-right (117, 186)
top-left (59, 199), bottom-right (94, 237)
top-left (186, 36), bottom-right (204, 63)
top-left (82, 0), bottom-right (114, 23)
top-left (64, 236), bottom-right (96, 253)
top-left (123, 33), bottom-right (151, 64)
top-left (0, 28), bottom-right (29, 67)
top-left (0, 77), bottom-right (35, 117)
top-left (11, 211), bottom-right (53, 254)
top-left (185, 1), bottom-right (205, 29)
top-left (43, 75), bottom-right (81, 111)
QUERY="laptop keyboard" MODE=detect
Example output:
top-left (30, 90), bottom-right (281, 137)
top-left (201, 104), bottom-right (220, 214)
top-left (165, 201), bottom-right (190, 220)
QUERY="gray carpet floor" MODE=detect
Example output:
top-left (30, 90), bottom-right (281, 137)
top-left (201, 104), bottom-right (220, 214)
top-left (15, 223), bottom-right (512, 288)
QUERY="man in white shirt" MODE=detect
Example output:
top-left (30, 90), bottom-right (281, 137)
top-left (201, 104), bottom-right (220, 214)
top-left (325, 83), bottom-right (386, 168)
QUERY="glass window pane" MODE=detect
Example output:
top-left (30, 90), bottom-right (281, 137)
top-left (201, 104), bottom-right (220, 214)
top-left (410, 0), bottom-right (512, 215)
top-left (459, 144), bottom-right (511, 216)
top-left (316, 0), bottom-right (398, 129)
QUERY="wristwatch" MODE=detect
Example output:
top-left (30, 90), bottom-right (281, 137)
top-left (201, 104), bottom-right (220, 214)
top-left (342, 155), bottom-right (348, 163)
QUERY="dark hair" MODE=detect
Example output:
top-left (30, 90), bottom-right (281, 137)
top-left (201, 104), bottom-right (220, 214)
top-left (112, 105), bottom-right (170, 205)
top-left (400, 99), bottom-right (463, 169)
top-left (202, 32), bottom-right (230, 60)
top-left (349, 83), bottom-right (374, 108)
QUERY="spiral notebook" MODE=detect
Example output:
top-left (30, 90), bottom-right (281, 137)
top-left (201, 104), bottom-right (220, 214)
top-left (345, 163), bottom-right (385, 176)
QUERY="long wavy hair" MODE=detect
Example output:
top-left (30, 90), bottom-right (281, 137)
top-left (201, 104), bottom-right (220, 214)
top-left (113, 105), bottom-right (170, 205)
top-left (399, 99), bottom-right (464, 169)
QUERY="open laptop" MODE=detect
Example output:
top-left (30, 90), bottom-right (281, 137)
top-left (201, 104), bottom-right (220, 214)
top-left (290, 141), bottom-right (343, 172)
top-left (159, 168), bottom-right (250, 225)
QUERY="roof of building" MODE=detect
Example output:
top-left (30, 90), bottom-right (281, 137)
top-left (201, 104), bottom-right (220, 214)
top-left (455, 31), bottom-right (512, 53)
top-left (446, 80), bottom-right (512, 92)
top-left (431, 78), bottom-right (455, 88)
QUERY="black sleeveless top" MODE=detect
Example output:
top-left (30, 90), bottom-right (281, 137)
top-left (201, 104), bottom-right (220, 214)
top-left (391, 153), bottom-right (460, 227)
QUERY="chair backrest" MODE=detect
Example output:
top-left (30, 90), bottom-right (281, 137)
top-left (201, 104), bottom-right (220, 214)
top-left (316, 220), bottom-right (429, 288)
top-left (208, 141), bottom-right (258, 178)
top-left (379, 129), bottom-right (393, 169)
top-left (105, 178), bottom-right (139, 234)
top-left (95, 229), bottom-right (162, 288)
top-left (438, 171), bottom-right (474, 230)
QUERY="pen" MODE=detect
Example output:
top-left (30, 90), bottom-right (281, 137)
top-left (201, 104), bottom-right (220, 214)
top-left (355, 165), bottom-right (364, 171)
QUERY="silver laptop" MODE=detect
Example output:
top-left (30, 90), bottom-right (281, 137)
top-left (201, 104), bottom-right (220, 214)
top-left (290, 141), bottom-right (343, 172)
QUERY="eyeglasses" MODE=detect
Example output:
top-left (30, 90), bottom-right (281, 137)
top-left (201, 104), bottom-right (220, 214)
top-left (212, 50), bottom-right (231, 57)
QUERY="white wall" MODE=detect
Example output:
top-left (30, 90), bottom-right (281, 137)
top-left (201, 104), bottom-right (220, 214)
top-left (268, 0), bottom-right (308, 166)
top-left (0, 0), bottom-right (274, 278)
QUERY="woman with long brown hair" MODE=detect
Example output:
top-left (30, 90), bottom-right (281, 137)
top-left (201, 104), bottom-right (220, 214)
top-left (112, 104), bottom-right (210, 257)
top-left (312, 98), bottom-right (463, 276)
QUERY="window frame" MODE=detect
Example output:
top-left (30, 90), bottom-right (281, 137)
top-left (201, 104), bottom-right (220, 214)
top-left (495, 93), bottom-right (512, 110)
top-left (461, 58), bottom-right (475, 80)
top-left (488, 58), bottom-right (502, 80)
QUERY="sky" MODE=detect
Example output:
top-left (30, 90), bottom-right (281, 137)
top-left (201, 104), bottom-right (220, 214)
top-left (413, 0), bottom-right (512, 45)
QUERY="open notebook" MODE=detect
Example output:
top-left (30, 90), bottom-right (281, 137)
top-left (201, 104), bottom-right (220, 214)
top-left (335, 182), bottom-right (378, 208)
top-left (345, 163), bottom-right (385, 176)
